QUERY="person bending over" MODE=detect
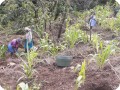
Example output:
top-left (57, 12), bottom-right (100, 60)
top-left (7, 38), bottom-right (21, 57)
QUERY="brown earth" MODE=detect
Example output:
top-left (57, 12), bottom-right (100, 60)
top-left (0, 26), bottom-right (120, 90)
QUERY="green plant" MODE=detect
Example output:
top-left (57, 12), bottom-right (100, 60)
top-left (25, 50), bottom-right (38, 78)
top-left (0, 45), bottom-right (7, 60)
top-left (96, 41), bottom-right (117, 69)
top-left (79, 30), bottom-right (88, 44)
top-left (91, 33), bottom-right (103, 53)
top-left (75, 60), bottom-right (86, 90)
top-left (17, 50), bottom-right (38, 79)
top-left (40, 32), bottom-right (66, 56)
top-left (49, 44), bottom-right (60, 56)
top-left (65, 24), bottom-right (80, 48)
top-left (40, 32), bottom-right (50, 52)
top-left (65, 23), bottom-right (88, 48)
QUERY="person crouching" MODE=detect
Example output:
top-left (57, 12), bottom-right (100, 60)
top-left (7, 38), bottom-right (21, 57)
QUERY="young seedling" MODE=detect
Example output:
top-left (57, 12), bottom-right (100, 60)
top-left (75, 60), bottom-right (86, 90)
top-left (96, 41), bottom-right (117, 69)
top-left (91, 33), bottom-right (103, 53)
top-left (17, 50), bottom-right (38, 80)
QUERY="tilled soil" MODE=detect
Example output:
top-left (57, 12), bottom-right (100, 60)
top-left (0, 27), bottom-right (120, 90)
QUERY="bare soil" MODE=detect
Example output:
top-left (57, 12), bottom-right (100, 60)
top-left (0, 27), bottom-right (120, 90)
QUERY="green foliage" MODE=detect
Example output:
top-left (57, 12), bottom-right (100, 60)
top-left (0, 45), bottom-right (7, 60)
top-left (65, 24), bottom-right (80, 48)
top-left (65, 23), bottom-right (88, 48)
top-left (75, 60), bottom-right (86, 90)
top-left (96, 41), bottom-right (117, 69)
top-left (49, 43), bottom-right (60, 56)
top-left (40, 32), bottom-right (66, 55)
top-left (91, 33), bottom-right (103, 53)
top-left (113, 16), bottom-right (120, 34)
top-left (79, 30), bottom-right (88, 44)
top-left (93, 5), bottom-right (112, 29)
top-left (94, 5), bottom-right (120, 34)
top-left (40, 32), bottom-right (50, 52)
top-left (19, 50), bottom-right (38, 78)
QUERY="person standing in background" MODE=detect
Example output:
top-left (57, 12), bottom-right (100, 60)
top-left (24, 27), bottom-right (33, 53)
top-left (89, 12), bottom-right (97, 41)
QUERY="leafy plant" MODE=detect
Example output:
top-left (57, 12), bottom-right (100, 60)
top-left (65, 24), bottom-right (80, 48)
top-left (75, 60), bottom-right (86, 90)
top-left (79, 30), bottom-right (88, 44)
top-left (91, 33), bottom-right (103, 53)
top-left (40, 32), bottom-right (50, 52)
top-left (40, 32), bottom-right (66, 55)
top-left (49, 43), bottom-right (60, 56)
top-left (65, 23), bottom-right (88, 48)
top-left (0, 45), bottom-right (7, 60)
top-left (17, 50), bottom-right (38, 79)
top-left (96, 41), bottom-right (117, 69)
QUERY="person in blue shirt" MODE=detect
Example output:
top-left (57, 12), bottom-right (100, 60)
top-left (89, 12), bottom-right (97, 29)
top-left (89, 12), bottom-right (97, 41)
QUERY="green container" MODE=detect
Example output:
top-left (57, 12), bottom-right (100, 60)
top-left (56, 55), bottom-right (73, 67)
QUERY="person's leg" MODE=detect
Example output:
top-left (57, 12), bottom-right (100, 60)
top-left (25, 49), bottom-right (27, 53)
top-left (24, 39), bottom-right (27, 53)
top-left (90, 26), bottom-right (92, 41)
top-left (11, 52), bottom-right (13, 57)
top-left (28, 40), bottom-right (34, 51)
top-left (90, 26), bottom-right (92, 29)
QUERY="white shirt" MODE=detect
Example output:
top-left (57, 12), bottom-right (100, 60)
top-left (26, 31), bottom-right (32, 43)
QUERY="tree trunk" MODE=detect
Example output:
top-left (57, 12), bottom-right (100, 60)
top-left (58, 13), bottom-right (66, 39)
